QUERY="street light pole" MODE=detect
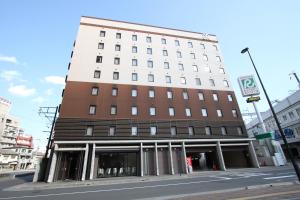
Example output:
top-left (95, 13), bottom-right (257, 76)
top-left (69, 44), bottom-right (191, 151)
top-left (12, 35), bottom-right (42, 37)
top-left (241, 47), bottom-right (300, 181)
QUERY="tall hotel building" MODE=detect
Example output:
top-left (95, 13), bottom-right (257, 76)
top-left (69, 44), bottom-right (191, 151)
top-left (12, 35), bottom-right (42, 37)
top-left (47, 16), bottom-right (259, 182)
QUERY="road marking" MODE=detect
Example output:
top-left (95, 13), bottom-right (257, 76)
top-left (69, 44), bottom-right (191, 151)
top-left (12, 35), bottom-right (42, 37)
top-left (263, 175), bottom-right (295, 180)
top-left (0, 178), bottom-right (230, 199)
top-left (229, 189), bottom-right (300, 200)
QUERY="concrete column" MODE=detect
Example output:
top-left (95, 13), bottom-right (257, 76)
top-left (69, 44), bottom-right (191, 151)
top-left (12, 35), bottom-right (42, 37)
top-left (140, 143), bottom-right (144, 177)
top-left (154, 142), bottom-right (159, 176)
top-left (89, 143), bottom-right (96, 179)
top-left (47, 144), bottom-right (58, 183)
top-left (181, 142), bottom-right (188, 174)
top-left (248, 141), bottom-right (260, 168)
top-left (81, 143), bottom-right (89, 181)
top-left (216, 141), bottom-right (226, 171)
top-left (168, 142), bottom-right (174, 175)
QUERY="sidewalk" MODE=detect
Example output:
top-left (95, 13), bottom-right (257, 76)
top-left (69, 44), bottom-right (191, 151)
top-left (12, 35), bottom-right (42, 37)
top-left (5, 165), bottom-right (295, 191)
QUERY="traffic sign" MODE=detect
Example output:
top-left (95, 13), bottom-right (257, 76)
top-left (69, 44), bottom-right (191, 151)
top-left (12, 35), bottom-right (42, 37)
top-left (238, 75), bottom-right (260, 97)
top-left (246, 96), bottom-right (260, 103)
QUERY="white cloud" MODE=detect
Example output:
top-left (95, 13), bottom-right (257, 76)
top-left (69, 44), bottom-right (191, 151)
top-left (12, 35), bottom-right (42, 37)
top-left (0, 55), bottom-right (18, 64)
top-left (0, 70), bottom-right (21, 81)
top-left (45, 76), bottom-right (65, 85)
top-left (8, 85), bottom-right (36, 97)
top-left (45, 89), bottom-right (53, 96)
top-left (32, 97), bottom-right (46, 104)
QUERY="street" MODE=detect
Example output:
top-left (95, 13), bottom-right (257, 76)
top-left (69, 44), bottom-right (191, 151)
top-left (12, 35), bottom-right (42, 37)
top-left (0, 166), bottom-right (299, 200)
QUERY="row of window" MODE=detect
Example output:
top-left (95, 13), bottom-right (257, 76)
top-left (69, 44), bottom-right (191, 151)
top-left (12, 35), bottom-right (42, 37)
top-left (94, 70), bottom-right (229, 87)
top-left (86, 125), bottom-right (243, 136)
top-left (90, 86), bottom-right (233, 102)
top-left (99, 31), bottom-right (218, 50)
top-left (89, 105), bottom-right (238, 118)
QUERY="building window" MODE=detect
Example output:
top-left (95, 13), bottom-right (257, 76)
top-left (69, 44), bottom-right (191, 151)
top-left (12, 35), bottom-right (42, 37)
top-left (213, 93), bottom-right (218, 101)
top-left (132, 59), bottom-right (138, 66)
top-left (94, 70), bottom-right (101, 78)
top-left (185, 108), bottom-right (192, 117)
top-left (227, 94), bottom-right (233, 102)
top-left (114, 57), bottom-right (120, 65)
top-left (221, 127), bottom-right (227, 135)
top-left (96, 56), bottom-right (102, 63)
top-left (110, 106), bottom-right (117, 115)
top-left (86, 126), bottom-right (94, 136)
top-left (232, 109), bottom-right (237, 118)
top-left (171, 127), bottom-right (177, 136)
top-left (213, 45), bottom-right (218, 50)
top-left (180, 77), bottom-right (186, 84)
top-left (147, 48), bottom-right (152, 55)
top-left (146, 36), bottom-right (152, 43)
top-left (188, 42), bottom-right (193, 48)
top-left (198, 92), bottom-right (204, 100)
top-left (209, 79), bottom-right (215, 87)
top-left (195, 78), bottom-right (201, 86)
top-left (282, 115), bottom-right (287, 121)
top-left (200, 44), bottom-right (205, 49)
top-left (219, 68), bottom-right (225, 74)
top-left (202, 108), bottom-right (208, 117)
top-left (91, 87), bottom-right (99, 95)
top-left (149, 89), bottom-right (155, 98)
top-left (89, 105), bottom-right (96, 115)
top-left (167, 91), bottom-right (173, 99)
top-left (113, 72), bottom-right (119, 80)
top-left (205, 126), bottom-right (211, 135)
top-left (161, 38), bottom-right (166, 44)
top-left (203, 54), bottom-right (208, 61)
top-left (150, 126), bottom-right (157, 136)
top-left (178, 63), bottom-right (184, 71)
top-left (165, 76), bottom-right (171, 83)
top-left (175, 40), bottom-right (180, 46)
top-left (288, 111), bottom-right (295, 119)
top-left (223, 80), bottom-right (229, 87)
top-left (216, 56), bottom-right (221, 62)
top-left (164, 62), bottom-right (169, 69)
top-left (112, 88), bottom-right (118, 96)
top-left (116, 33), bottom-right (121, 39)
top-left (183, 91), bottom-right (189, 100)
top-left (169, 107), bottom-right (175, 116)
top-left (132, 46), bottom-right (137, 53)
top-left (131, 89), bottom-right (137, 97)
top-left (296, 108), bottom-right (300, 117)
top-left (148, 74), bottom-right (154, 82)
top-left (132, 35), bottom-right (137, 41)
top-left (147, 60), bottom-right (153, 68)
top-left (98, 43), bottom-right (104, 49)
top-left (204, 66), bottom-right (211, 72)
top-left (237, 127), bottom-right (243, 135)
top-left (115, 44), bottom-right (121, 51)
top-left (177, 51), bottom-right (182, 58)
top-left (188, 127), bottom-right (194, 136)
top-left (100, 31), bottom-right (105, 37)
top-left (163, 50), bottom-right (168, 56)
top-left (109, 127), bottom-right (115, 136)
top-left (190, 53), bottom-right (196, 59)
top-left (193, 65), bottom-right (198, 72)
top-left (131, 106), bottom-right (138, 115)
top-left (150, 107), bottom-right (156, 116)
top-left (217, 109), bottom-right (223, 117)
top-left (131, 126), bottom-right (138, 136)
top-left (132, 73), bottom-right (138, 81)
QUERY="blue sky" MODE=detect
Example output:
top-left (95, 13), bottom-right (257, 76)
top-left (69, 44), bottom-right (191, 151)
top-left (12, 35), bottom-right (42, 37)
top-left (1, 0), bottom-right (299, 150)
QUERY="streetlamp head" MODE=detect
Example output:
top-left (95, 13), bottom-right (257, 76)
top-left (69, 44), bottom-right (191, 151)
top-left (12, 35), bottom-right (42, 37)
top-left (241, 47), bottom-right (249, 54)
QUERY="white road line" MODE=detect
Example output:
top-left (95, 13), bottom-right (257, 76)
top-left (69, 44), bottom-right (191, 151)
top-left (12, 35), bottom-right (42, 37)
top-left (263, 175), bottom-right (296, 180)
top-left (0, 178), bottom-right (231, 200)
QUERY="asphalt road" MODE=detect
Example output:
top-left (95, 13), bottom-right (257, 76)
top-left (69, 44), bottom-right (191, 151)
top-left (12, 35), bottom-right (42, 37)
top-left (0, 166), bottom-right (298, 200)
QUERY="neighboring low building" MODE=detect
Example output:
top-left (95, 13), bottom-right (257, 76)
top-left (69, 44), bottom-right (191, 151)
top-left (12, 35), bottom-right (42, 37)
top-left (0, 149), bottom-right (18, 170)
top-left (246, 89), bottom-right (300, 158)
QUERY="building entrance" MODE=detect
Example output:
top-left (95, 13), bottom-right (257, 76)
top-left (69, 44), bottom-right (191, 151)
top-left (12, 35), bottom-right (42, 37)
top-left (186, 150), bottom-right (218, 171)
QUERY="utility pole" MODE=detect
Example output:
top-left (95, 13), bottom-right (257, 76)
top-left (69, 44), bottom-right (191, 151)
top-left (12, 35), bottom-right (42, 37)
top-left (289, 72), bottom-right (300, 89)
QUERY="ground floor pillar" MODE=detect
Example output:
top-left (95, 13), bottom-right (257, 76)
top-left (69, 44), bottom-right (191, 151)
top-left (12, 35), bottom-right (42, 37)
top-left (81, 143), bottom-right (89, 181)
top-left (248, 140), bottom-right (260, 168)
top-left (140, 143), bottom-right (144, 177)
top-left (90, 143), bottom-right (96, 179)
top-left (216, 141), bottom-right (226, 171)
top-left (154, 142), bottom-right (159, 176)
top-left (181, 142), bottom-right (188, 174)
top-left (47, 145), bottom-right (57, 183)
top-left (168, 142), bottom-right (174, 175)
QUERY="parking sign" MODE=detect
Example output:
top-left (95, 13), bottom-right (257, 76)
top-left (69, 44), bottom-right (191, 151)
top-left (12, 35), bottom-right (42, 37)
top-left (238, 75), bottom-right (260, 97)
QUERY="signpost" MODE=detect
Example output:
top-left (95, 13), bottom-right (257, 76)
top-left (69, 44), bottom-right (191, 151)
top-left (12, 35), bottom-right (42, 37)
top-left (238, 75), bottom-right (260, 97)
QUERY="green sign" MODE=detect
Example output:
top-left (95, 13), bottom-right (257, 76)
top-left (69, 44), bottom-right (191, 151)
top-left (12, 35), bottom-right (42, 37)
top-left (255, 132), bottom-right (273, 140)
top-left (246, 96), bottom-right (260, 103)
top-left (238, 75), bottom-right (260, 97)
